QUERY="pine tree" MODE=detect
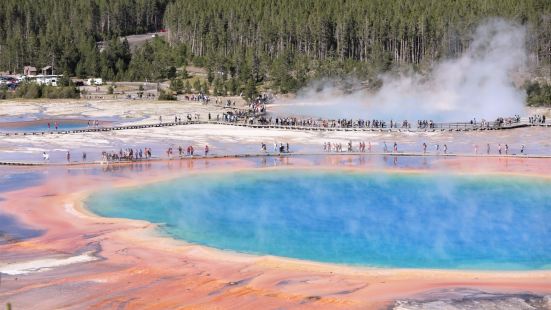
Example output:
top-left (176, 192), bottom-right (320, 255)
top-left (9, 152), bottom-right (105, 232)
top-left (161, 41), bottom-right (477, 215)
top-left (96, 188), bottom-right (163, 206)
top-left (170, 78), bottom-right (184, 94)
top-left (243, 78), bottom-right (258, 100)
top-left (184, 80), bottom-right (192, 93)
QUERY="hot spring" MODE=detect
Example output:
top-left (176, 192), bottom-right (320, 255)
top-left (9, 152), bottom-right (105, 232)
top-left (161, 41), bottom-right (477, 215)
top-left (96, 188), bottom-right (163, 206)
top-left (87, 170), bottom-right (551, 270)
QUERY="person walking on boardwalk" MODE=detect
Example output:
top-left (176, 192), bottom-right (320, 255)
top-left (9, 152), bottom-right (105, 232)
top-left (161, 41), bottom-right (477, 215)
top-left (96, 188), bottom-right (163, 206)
top-left (66, 151), bottom-right (71, 163)
top-left (204, 145), bottom-right (209, 156)
top-left (423, 142), bottom-right (427, 154)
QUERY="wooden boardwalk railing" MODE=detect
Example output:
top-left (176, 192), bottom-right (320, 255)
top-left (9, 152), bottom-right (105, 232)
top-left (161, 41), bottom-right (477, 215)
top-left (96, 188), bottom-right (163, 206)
top-left (0, 119), bottom-right (541, 137)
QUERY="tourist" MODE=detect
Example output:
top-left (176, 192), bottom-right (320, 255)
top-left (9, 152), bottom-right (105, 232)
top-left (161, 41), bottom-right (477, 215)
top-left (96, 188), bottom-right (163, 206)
top-left (383, 142), bottom-right (388, 152)
top-left (498, 144), bottom-right (502, 155)
top-left (393, 142), bottom-right (398, 152)
top-left (505, 144), bottom-right (509, 155)
top-left (487, 144), bottom-right (490, 154)
top-left (286, 143), bottom-right (289, 153)
top-left (66, 151), bottom-right (71, 162)
top-left (444, 144), bottom-right (448, 154)
top-left (423, 143), bottom-right (427, 154)
top-left (205, 145), bottom-right (209, 156)
top-left (521, 145), bottom-right (525, 154)
top-left (474, 144), bottom-right (479, 154)
top-left (82, 152), bottom-right (87, 162)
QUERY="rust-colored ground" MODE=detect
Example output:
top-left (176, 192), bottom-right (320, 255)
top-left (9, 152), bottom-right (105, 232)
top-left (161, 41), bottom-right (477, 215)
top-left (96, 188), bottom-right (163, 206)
top-left (1, 156), bottom-right (550, 309)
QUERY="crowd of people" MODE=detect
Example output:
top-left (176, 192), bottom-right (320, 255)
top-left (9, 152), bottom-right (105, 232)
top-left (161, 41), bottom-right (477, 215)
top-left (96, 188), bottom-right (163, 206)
top-left (41, 139), bottom-right (532, 165)
top-left (184, 93), bottom-right (210, 104)
top-left (260, 142), bottom-right (290, 153)
top-left (87, 120), bottom-right (102, 127)
top-left (245, 115), bottom-right (524, 130)
top-left (529, 114), bottom-right (546, 124)
top-left (100, 148), bottom-right (153, 162)
top-left (318, 140), bottom-right (528, 156)
top-left (252, 117), bottom-right (393, 128)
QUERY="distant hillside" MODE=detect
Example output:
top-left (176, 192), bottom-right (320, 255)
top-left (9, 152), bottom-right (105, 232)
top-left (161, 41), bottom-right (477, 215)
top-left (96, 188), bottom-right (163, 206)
top-left (0, 0), bottom-right (169, 75)
top-left (0, 0), bottom-right (550, 99)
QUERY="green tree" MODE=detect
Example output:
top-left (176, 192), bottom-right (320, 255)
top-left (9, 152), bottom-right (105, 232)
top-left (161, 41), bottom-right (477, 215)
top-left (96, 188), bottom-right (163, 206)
top-left (158, 89), bottom-right (176, 100)
top-left (226, 78), bottom-right (239, 96)
top-left (243, 78), bottom-right (258, 100)
top-left (207, 68), bottom-right (215, 83)
top-left (59, 71), bottom-right (72, 87)
top-left (201, 80), bottom-right (210, 95)
top-left (213, 78), bottom-right (225, 96)
top-left (192, 79), bottom-right (201, 93)
top-left (170, 79), bottom-right (184, 94)
top-left (167, 66), bottom-right (177, 80)
top-left (184, 80), bottom-right (192, 93)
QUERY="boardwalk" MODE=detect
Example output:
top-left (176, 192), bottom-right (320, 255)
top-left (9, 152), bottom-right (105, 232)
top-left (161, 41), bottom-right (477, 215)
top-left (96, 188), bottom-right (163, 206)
top-left (1, 119), bottom-right (543, 137)
top-left (1, 152), bottom-right (550, 167)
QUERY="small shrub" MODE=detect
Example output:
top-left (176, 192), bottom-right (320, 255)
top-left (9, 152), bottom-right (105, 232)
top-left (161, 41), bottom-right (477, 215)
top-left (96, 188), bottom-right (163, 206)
top-left (158, 89), bottom-right (176, 101)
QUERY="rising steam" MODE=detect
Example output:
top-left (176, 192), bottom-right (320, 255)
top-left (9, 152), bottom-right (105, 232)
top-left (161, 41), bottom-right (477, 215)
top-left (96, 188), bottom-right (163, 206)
top-left (272, 19), bottom-right (527, 122)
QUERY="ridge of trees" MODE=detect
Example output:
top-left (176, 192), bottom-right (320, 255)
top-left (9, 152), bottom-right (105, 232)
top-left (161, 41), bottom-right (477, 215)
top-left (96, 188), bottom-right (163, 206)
top-left (0, 0), bottom-right (169, 76)
top-left (0, 0), bottom-right (550, 100)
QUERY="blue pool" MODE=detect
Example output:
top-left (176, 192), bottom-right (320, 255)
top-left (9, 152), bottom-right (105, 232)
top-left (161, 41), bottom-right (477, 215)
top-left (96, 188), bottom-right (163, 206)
top-left (86, 170), bottom-right (551, 270)
top-left (0, 120), bottom-right (96, 133)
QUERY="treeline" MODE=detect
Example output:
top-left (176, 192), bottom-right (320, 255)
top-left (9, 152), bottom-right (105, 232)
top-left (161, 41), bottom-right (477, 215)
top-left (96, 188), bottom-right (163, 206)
top-left (0, 0), bottom-right (169, 75)
top-left (0, 83), bottom-right (80, 100)
top-left (526, 82), bottom-right (551, 106)
top-left (1, 0), bottom-right (551, 97)
top-left (164, 0), bottom-right (551, 92)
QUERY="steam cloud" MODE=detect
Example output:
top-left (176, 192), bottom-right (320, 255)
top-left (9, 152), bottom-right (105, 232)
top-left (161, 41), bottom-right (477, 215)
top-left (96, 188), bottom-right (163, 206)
top-left (272, 19), bottom-right (527, 122)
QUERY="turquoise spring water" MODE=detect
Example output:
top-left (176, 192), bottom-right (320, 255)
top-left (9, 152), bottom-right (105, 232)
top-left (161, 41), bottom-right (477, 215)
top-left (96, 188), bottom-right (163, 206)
top-left (0, 122), bottom-right (88, 132)
top-left (87, 170), bottom-right (551, 270)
